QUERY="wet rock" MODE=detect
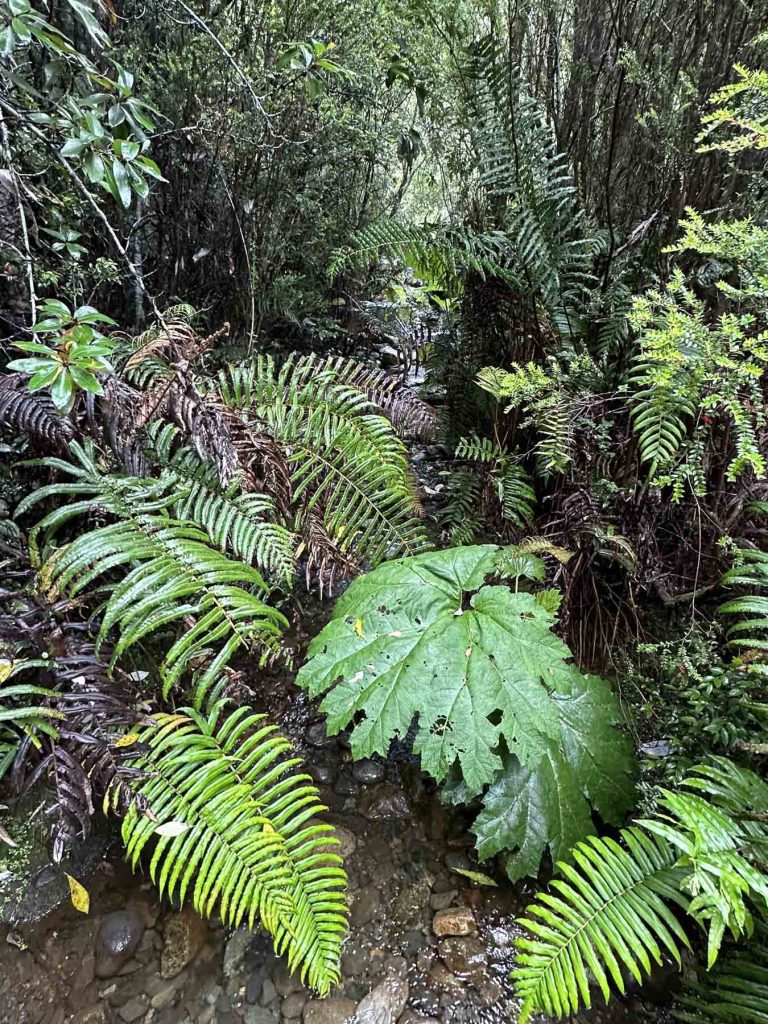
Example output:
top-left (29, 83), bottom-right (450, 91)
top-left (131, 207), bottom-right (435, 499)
top-left (431, 907), bottom-right (476, 937)
top-left (354, 974), bottom-right (409, 1024)
top-left (274, 964), bottom-right (306, 998)
top-left (308, 764), bottom-right (335, 786)
top-left (303, 997), bottom-right (358, 1024)
top-left (379, 346), bottom-right (400, 369)
top-left (245, 973), bottom-right (264, 1004)
top-left (282, 991), bottom-right (309, 1019)
top-left (330, 824), bottom-right (357, 858)
top-left (245, 1008), bottom-right (278, 1024)
top-left (437, 937), bottom-right (487, 982)
top-left (351, 888), bottom-right (381, 928)
top-left (160, 908), bottom-right (207, 978)
top-left (149, 981), bottom-right (179, 1009)
top-left (307, 722), bottom-right (336, 747)
top-left (357, 785), bottom-right (409, 821)
top-left (335, 772), bottom-right (361, 797)
top-left (428, 889), bottom-right (457, 912)
top-left (117, 995), bottom-right (149, 1023)
top-left (352, 760), bottom-right (385, 785)
top-left (70, 1006), bottom-right (108, 1024)
top-left (400, 929), bottom-right (426, 956)
top-left (392, 878), bottom-right (430, 929)
top-left (443, 851), bottom-right (471, 873)
top-left (398, 1015), bottom-right (440, 1024)
top-left (342, 946), bottom-right (371, 978)
top-left (223, 926), bottom-right (252, 976)
top-left (94, 910), bottom-right (145, 979)
top-left (259, 977), bottom-right (277, 1005)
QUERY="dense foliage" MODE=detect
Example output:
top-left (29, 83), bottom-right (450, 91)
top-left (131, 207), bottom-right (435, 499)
top-left (2, 0), bottom-right (768, 1016)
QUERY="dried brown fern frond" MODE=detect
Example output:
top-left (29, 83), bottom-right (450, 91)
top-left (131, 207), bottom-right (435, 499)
top-left (125, 304), bottom-right (203, 370)
top-left (300, 508), bottom-right (356, 597)
top-left (0, 375), bottom-right (77, 453)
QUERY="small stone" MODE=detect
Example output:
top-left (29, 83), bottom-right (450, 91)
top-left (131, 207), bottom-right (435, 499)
top-left (351, 760), bottom-right (384, 785)
top-left (400, 929), bottom-right (426, 956)
top-left (117, 996), bottom-right (149, 1023)
top-left (302, 998), bottom-right (358, 1024)
top-left (428, 890), bottom-right (457, 912)
top-left (438, 937), bottom-right (487, 982)
top-left (245, 973), bottom-right (264, 1004)
top-left (357, 785), bottom-right (409, 821)
top-left (308, 763), bottom-right (335, 785)
top-left (330, 824), bottom-right (357, 858)
top-left (160, 908), bottom-right (207, 978)
top-left (307, 721), bottom-right (335, 747)
top-left (95, 910), bottom-right (146, 979)
top-left (342, 946), bottom-right (370, 978)
top-left (274, 963), bottom-right (306, 998)
top-left (444, 851), bottom-right (471, 873)
top-left (355, 974), bottom-right (409, 1024)
top-left (223, 926), bottom-right (253, 976)
top-left (351, 888), bottom-right (381, 928)
top-left (282, 991), bottom-right (309, 1019)
top-left (70, 1006), bottom-right (108, 1024)
top-left (259, 977), bottom-right (277, 1006)
top-left (150, 982), bottom-right (179, 1009)
top-left (245, 1008), bottom-right (278, 1024)
top-left (334, 771), bottom-right (361, 797)
top-left (432, 907), bottom-right (476, 937)
top-left (379, 346), bottom-right (400, 369)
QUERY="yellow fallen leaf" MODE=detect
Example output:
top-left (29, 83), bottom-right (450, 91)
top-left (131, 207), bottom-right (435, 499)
top-left (354, 618), bottom-right (364, 637)
top-left (114, 732), bottom-right (141, 748)
top-left (65, 873), bottom-right (90, 914)
top-left (0, 660), bottom-right (13, 684)
top-left (154, 820), bottom-right (191, 837)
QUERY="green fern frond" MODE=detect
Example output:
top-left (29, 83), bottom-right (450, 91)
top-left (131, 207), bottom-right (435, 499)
top-left (216, 356), bottom-right (430, 567)
top-left (145, 427), bottom-right (295, 586)
top-left (514, 757), bottom-right (768, 1021)
top-left (122, 702), bottom-right (347, 995)
top-left (674, 925), bottom-right (768, 1024)
top-left (514, 828), bottom-right (689, 1021)
top-left (19, 443), bottom-right (287, 703)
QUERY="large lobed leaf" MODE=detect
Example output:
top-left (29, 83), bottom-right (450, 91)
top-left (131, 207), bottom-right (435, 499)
top-left (296, 544), bottom-right (636, 880)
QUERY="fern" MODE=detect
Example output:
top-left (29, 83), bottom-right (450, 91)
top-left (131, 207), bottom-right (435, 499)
top-left (146, 425), bottom-right (295, 586)
top-left (674, 924), bottom-right (768, 1024)
top-left (453, 434), bottom-right (536, 532)
top-left (122, 701), bottom-right (347, 995)
top-left (514, 758), bottom-right (768, 1021)
top-left (720, 548), bottom-right (768, 657)
top-left (18, 443), bottom-right (287, 704)
top-left (216, 355), bottom-right (430, 567)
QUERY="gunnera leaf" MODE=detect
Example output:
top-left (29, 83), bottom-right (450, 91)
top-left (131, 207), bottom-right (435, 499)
top-left (473, 670), bottom-right (636, 881)
top-left (296, 544), bottom-right (637, 879)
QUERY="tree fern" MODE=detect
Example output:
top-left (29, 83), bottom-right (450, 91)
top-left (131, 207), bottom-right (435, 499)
top-left (514, 758), bottom-right (768, 1021)
top-left (18, 443), bottom-right (287, 704)
top-left (122, 701), bottom-right (347, 995)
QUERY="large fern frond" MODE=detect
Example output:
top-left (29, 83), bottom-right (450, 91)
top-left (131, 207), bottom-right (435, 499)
top-left (514, 828), bottom-right (689, 1020)
top-left (216, 355), bottom-right (430, 567)
top-left (18, 444), bottom-right (287, 703)
top-left (514, 758), bottom-right (768, 1021)
top-left (145, 425), bottom-right (295, 586)
top-left (122, 702), bottom-right (347, 995)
